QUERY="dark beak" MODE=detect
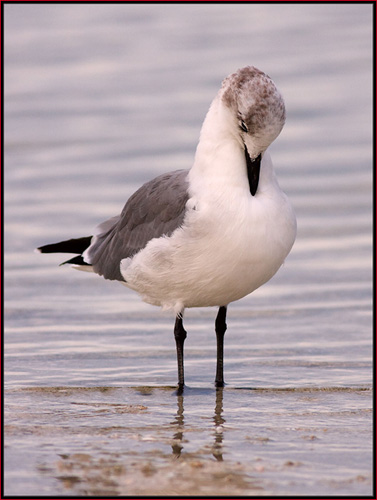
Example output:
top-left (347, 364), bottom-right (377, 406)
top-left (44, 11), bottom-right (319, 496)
top-left (244, 145), bottom-right (261, 196)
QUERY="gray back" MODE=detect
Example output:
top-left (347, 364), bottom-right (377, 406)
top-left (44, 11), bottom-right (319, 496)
top-left (87, 169), bottom-right (190, 281)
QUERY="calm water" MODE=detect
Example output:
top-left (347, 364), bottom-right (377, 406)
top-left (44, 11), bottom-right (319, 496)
top-left (4, 3), bottom-right (373, 497)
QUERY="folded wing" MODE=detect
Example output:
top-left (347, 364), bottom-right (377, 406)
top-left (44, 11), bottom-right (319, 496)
top-left (84, 169), bottom-right (190, 281)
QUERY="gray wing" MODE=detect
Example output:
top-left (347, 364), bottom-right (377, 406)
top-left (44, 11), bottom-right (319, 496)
top-left (86, 169), bottom-right (190, 281)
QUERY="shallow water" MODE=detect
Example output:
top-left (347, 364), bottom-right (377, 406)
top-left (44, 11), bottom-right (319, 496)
top-left (4, 386), bottom-right (372, 497)
top-left (3, 3), bottom-right (373, 497)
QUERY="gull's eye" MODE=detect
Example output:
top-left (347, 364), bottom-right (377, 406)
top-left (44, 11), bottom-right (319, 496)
top-left (240, 120), bottom-right (248, 133)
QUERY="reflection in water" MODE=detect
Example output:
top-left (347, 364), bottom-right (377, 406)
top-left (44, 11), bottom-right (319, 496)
top-left (212, 388), bottom-right (225, 461)
top-left (171, 394), bottom-right (184, 457)
top-left (17, 385), bottom-right (372, 497)
top-left (170, 389), bottom-right (225, 461)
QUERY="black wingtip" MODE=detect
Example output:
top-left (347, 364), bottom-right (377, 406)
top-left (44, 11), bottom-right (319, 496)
top-left (37, 236), bottom-right (93, 255)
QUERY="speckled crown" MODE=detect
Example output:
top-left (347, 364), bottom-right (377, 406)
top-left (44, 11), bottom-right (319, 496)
top-left (221, 66), bottom-right (286, 138)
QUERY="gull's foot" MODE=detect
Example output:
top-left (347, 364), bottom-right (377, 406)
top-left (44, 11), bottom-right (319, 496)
top-left (175, 383), bottom-right (185, 396)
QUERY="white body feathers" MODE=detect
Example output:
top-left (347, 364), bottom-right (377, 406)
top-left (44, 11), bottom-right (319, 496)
top-left (119, 80), bottom-right (296, 313)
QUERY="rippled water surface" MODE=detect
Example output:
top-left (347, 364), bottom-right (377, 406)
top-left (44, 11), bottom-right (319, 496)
top-left (4, 3), bottom-right (373, 497)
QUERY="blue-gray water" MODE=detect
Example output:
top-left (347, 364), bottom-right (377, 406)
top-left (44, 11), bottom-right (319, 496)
top-left (4, 3), bottom-right (373, 497)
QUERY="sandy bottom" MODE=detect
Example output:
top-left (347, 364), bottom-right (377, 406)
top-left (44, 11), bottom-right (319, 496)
top-left (4, 385), bottom-right (373, 497)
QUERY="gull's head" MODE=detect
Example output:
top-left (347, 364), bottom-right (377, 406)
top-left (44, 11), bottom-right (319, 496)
top-left (220, 66), bottom-right (286, 159)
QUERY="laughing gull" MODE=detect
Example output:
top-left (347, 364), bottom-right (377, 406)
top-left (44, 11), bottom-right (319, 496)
top-left (38, 66), bottom-right (297, 393)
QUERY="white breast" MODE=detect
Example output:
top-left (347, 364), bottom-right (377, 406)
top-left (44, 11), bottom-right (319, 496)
top-left (121, 152), bottom-right (296, 314)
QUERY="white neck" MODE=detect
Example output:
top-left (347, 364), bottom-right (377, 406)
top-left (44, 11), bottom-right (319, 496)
top-left (189, 95), bottom-right (245, 188)
top-left (188, 95), bottom-right (279, 198)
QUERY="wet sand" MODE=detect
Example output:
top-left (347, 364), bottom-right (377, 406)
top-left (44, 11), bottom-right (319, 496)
top-left (4, 385), bottom-right (372, 496)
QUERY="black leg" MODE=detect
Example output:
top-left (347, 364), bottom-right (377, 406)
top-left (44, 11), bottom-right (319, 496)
top-left (215, 306), bottom-right (227, 388)
top-left (174, 314), bottom-right (187, 394)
